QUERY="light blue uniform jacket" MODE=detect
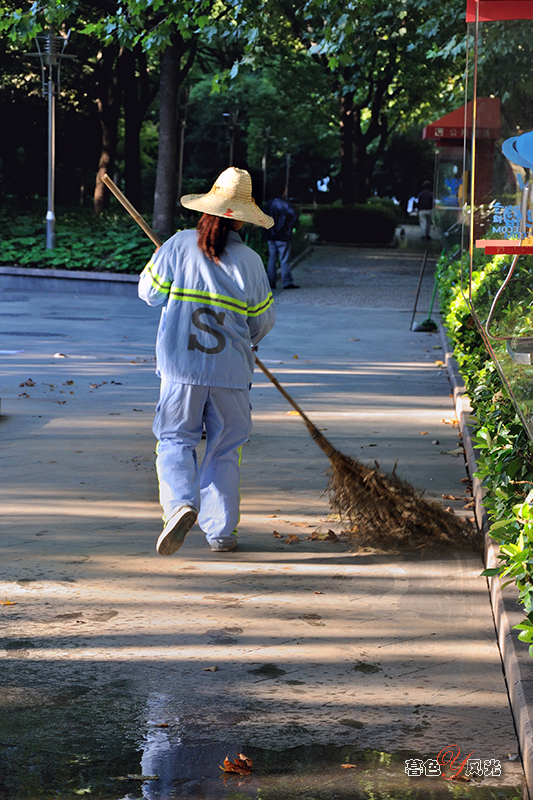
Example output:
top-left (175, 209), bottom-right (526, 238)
top-left (138, 229), bottom-right (275, 389)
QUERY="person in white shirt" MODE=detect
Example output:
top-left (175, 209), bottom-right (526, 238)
top-left (139, 168), bottom-right (275, 555)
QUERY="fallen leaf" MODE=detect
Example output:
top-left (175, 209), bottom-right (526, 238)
top-left (272, 531), bottom-right (282, 538)
top-left (53, 353), bottom-right (67, 358)
top-left (435, 360), bottom-right (444, 366)
top-left (460, 477), bottom-right (471, 483)
top-left (310, 529), bottom-right (338, 541)
top-left (314, 591), bottom-right (324, 595)
top-left (420, 431), bottom-right (428, 435)
top-left (450, 773), bottom-right (470, 782)
top-left (133, 408), bottom-right (144, 412)
top-left (203, 666), bottom-right (219, 672)
top-left (341, 764), bottom-right (357, 769)
top-left (293, 354), bottom-right (299, 359)
top-left (463, 501), bottom-right (475, 509)
top-left (441, 418), bottom-right (458, 426)
top-left (1, 600), bottom-right (15, 605)
top-left (20, 379), bottom-right (35, 387)
top-left (442, 494), bottom-right (462, 500)
top-left (446, 447), bottom-right (465, 454)
top-left (220, 754), bottom-right (253, 775)
top-left (444, 506), bottom-right (455, 513)
top-left (290, 521), bottom-right (313, 528)
top-left (287, 410), bottom-right (299, 416)
top-left (18, 392), bottom-right (30, 398)
top-left (285, 534), bottom-right (300, 544)
top-left (266, 514), bottom-right (277, 518)
top-left (155, 723), bottom-right (169, 727)
top-left (64, 380), bottom-right (75, 385)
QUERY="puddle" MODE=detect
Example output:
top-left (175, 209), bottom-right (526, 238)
top-left (0, 738), bottom-right (524, 799)
top-left (0, 686), bottom-right (524, 800)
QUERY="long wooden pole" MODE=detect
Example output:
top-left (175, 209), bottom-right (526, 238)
top-left (102, 173), bottom-right (162, 248)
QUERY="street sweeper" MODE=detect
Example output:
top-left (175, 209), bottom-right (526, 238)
top-left (138, 167), bottom-right (275, 556)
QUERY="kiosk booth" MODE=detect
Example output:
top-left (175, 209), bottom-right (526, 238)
top-left (463, 0), bottom-right (533, 439)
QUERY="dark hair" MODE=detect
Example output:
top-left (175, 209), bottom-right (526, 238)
top-left (197, 214), bottom-right (233, 264)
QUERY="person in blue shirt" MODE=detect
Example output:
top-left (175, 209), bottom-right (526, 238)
top-left (263, 189), bottom-right (299, 289)
top-left (139, 167), bottom-right (275, 556)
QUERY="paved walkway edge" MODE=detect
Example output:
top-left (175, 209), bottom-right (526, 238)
top-left (440, 321), bottom-right (533, 799)
top-left (0, 265), bottom-right (140, 296)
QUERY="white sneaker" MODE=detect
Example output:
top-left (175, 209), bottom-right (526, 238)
top-left (210, 540), bottom-right (238, 552)
top-left (156, 507), bottom-right (197, 555)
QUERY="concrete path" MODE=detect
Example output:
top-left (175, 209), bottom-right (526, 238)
top-left (0, 243), bottom-right (526, 799)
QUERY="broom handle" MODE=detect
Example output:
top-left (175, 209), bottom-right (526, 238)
top-left (252, 356), bottom-right (318, 429)
top-left (102, 174), bottom-right (163, 248)
top-left (101, 174), bottom-right (314, 425)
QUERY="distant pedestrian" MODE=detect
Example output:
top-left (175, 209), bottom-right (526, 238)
top-left (138, 167), bottom-right (275, 556)
top-left (417, 181), bottom-right (434, 240)
top-left (264, 189), bottom-right (299, 289)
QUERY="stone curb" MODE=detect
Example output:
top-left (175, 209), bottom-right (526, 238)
top-left (439, 321), bottom-right (533, 800)
top-left (0, 265), bottom-right (140, 296)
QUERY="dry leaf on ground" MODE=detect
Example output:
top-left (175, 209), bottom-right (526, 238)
top-left (310, 529), bottom-right (338, 542)
top-left (341, 764), bottom-right (357, 769)
top-left (203, 666), bottom-right (219, 672)
top-left (1, 600), bottom-right (15, 606)
top-left (285, 534), bottom-right (300, 544)
top-left (272, 531), bottom-right (282, 538)
top-left (442, 494), bottom-right (462, 500)
top-left (420, 431), bottom-right (428, 435)
top-left (220, 754), bottom-right (253, 775)
top-left (287, 410), bottom-right (299, 416)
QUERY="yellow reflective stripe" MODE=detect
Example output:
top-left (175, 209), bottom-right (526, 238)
top-left (145, 261), bottom-right (171, 294)
top-left (169, 287), bottom-right (248, 315)
top-left (248, 292), bottom-right (274, 317)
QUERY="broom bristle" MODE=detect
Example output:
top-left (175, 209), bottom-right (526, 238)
top-left (327, 451), bottom-right (480, 551)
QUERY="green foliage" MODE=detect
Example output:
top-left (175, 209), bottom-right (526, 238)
top-left (437, 253), bottom-right (533, 655)
top-left (0, 210), bottom-right (155, 273)
top-left (313, 203), bottom-right (397, 244)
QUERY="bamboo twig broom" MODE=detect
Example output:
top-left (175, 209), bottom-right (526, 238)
top-left (102, 174), bottom-right (478, 550)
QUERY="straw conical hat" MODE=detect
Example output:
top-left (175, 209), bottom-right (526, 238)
top-left (180, 167), bottom-right (274, 229)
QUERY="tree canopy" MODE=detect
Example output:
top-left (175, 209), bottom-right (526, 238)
top-left (0, 0), bottom-right (472, 224)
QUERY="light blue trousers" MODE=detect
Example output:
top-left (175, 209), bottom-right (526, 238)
top-left (152, 379), bottom-right (252, 549)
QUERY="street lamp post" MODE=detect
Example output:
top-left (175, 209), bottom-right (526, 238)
top-left (27, 30), bottom-right (74, 249)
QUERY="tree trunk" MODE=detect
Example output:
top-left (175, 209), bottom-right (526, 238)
top-left (94, 45), bottom-right (121, 215)
top-left (339, 91), bottom-right (355, 205)
top-left (153, 36), bottom-right (182, 238)
top-left (120, 46), bottom-right (157, 212)
top-left (120, 48), bottom-right (143, 211)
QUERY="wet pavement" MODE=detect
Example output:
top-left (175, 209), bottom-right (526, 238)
top-left (0, 239), bottom-right (527, 799)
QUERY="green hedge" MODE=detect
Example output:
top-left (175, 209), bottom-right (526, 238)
top-left (0, 208), bottom-right (312, 273)
top-left (0, 210), bottom-right (156, 273)
top-left (437, 253), bottom-right (533, 655)
top-left (313, 202), bottom-right (398, 245)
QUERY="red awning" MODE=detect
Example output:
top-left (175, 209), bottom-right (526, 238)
top-left (466, 0), bottom-right (533, 21)
top-left (423, 97), bottom-right (500, 140)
